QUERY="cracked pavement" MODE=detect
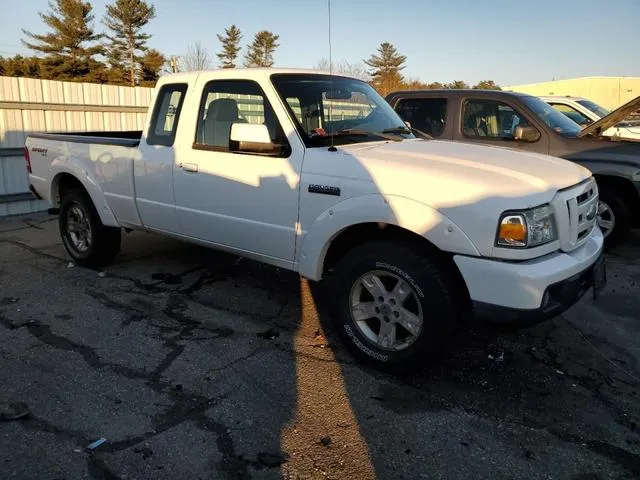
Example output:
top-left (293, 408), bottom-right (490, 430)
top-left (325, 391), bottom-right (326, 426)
top-left (1, 212), bottom-right (639, 480)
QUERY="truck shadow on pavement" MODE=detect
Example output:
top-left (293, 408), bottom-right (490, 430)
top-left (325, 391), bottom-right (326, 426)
top-left (2, 220), bottom-right (639, 479)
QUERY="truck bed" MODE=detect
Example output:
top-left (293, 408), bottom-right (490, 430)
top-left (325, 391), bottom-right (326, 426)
top-left (26, 130), bottom-right (144, 228)
top-left (29, 130), bottom-right (142, 147)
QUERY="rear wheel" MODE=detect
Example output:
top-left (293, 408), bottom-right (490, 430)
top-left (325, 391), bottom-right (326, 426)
top-left (329, 241), bottom-right (461, 371)
top-left (59, 189), bottom-right (121, 268)
top-left (597, 185), bottom-right (629, 249)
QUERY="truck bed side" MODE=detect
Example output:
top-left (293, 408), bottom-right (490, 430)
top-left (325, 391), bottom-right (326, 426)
top-left (27, 131), bottom-right (143, 228)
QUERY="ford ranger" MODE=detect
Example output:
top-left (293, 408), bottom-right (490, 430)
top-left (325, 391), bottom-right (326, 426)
top-left (26, 69), bottom-right (606, 369)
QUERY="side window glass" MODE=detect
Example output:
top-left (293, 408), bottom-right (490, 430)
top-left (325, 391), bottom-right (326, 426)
top-left (194, 79), bottom-right (288, 150)
top-left (395, 98), bottom-right (447, 136)
top-left (550, 103), bottom-right (590, 125)
top-left (147, 84), bottom-right (187, 146)
top-left (462, 99), bottom-right (531, 139)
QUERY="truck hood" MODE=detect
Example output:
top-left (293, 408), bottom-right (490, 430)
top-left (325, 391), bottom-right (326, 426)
top-left (339, 138), bottom-right (592, 207)
top-left (578, 95), bottom-right (640, 138)
top-left (334, 138), bottom-right (593, 257)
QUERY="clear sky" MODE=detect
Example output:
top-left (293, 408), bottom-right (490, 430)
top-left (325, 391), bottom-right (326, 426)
top-left (1, 0), bottom-right (639, 86)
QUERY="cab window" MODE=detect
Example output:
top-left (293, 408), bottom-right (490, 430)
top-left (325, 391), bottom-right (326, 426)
top-left (194, 79), bottom-right (288, 150)
top-left (147, 83), bottom-right (187, 146)
top-left (394, 98), bottom-right (447, 136)
top-left (462, 99), bottom-right (531, 139)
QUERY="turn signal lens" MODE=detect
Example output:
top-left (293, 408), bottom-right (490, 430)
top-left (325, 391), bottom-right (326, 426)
top-left (497, 214), bottom-right (527, 247)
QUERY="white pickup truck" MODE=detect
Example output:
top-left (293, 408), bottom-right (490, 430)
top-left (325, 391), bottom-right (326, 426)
top-left (26, 68), bottom-right (606, 368)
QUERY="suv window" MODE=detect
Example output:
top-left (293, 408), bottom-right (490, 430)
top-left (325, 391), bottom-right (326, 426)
top-left (462, 99), bottom-right (531, 139)
top-left (549, 103), bottom-right (591, 126)
top-left (194, 79), bottom-right (287, 150)
top-left (147, 83), bottom-right (187, 146)
top-left (394, 98), bottom-right (447, 136)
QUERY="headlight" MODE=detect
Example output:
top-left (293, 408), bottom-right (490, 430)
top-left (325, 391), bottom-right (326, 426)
top-left (496, 204), bottom-right (557, 248)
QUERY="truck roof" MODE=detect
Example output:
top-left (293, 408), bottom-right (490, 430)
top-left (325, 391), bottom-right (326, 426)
top-left (385, 89), bottom-right (535, 102)
top-left (156, 67), bottom-right (345, 85)
top-left (538, 95), bottom-right (586, 102)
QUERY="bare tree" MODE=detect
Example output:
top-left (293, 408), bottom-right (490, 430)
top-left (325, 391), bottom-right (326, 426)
top-left (314, 58), bottom-right (369, 81)
top-left (181, 41), bottom-right (211, 71)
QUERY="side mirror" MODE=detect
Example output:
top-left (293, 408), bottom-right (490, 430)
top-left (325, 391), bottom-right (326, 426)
top-left (404, 120), bottom-right (412, 129)
top-left (229, 123), bottom-right (285, 156)
top-left (514, 125), bottom-right (540, 142)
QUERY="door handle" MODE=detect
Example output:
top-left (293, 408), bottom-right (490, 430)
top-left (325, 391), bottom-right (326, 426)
top-left (180, 162), bottom-right (198, 173)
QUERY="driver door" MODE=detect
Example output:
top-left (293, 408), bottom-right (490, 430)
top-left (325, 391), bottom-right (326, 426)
top-left (172, 78), bottom-right (304, 264)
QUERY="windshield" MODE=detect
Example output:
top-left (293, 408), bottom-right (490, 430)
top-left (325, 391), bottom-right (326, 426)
top-left (270, 73), bottom-right (415, 146)
top-left (520, 96), bottom-right (583, 137)
top-left (576, 99), bottom-right (610, 118)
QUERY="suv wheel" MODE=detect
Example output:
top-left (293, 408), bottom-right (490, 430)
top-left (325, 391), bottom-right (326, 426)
top-left (597, 186), bottom-right (629, 249)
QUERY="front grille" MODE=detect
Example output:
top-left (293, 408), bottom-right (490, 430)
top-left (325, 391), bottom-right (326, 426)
top-left (562, 178), bottom-right (598, 250)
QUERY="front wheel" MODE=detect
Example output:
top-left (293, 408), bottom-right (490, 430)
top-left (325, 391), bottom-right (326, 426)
top-left (59, 189), bottom-right (121, 268)
top-left (329, 241), bottom-right (461, 371)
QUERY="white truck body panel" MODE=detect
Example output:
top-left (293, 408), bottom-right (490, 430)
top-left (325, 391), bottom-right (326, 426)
top-left (26, 68), bottom-right (604, 316)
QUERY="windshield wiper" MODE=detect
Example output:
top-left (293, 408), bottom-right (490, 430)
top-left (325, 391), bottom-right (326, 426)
top-left (332, 128), bottom-right (403, 142)
top-left (384, 125), bottom-right (433, 140)
top-left (382, 126), bottom-right (411, 135)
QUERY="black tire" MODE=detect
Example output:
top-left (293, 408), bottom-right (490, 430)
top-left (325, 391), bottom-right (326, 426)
top-left (598, 185), bottom-right (630, 250)
top-left (329, 241), bottom-right (462, 371)
top-left (58, 189), bottom-right (121, 268)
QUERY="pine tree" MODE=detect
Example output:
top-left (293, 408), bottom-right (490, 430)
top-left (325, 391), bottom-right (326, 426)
top-left (103, 0), bottom-right (156, 86)
top-left (243, 31), bottom-right (279, 68)
top-left (21, 0), bottom-right (104, 81)
top-left (139, 48), bottom-right (166, 86)
top-left (363, 42), bottom-right (407, 96)
top-left (216, 25), bottom-right (242, 69)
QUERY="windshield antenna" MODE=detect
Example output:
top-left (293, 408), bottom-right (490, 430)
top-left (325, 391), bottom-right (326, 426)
top-left (327, 0), bottom-right (336, 152)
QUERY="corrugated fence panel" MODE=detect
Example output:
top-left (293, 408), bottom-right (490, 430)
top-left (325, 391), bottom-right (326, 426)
top-left (0, 109), bottom-right (25, 147)
top-left (85, 111), bottom-right (106, 131)
top-left (18, 77), bottom-right (44, 102)
top-left (42, 79), bottom-right (65, 103)
top-left (0, 75), bottom-right (154, 217)
top-left (1, 154), bottom-right (29, 194)
top-left (0, 77), bottom-right (20, 101)
top-left (83, 82), bottom-right (104, 105)
top-left (66, 111), bottom-right (87, 132)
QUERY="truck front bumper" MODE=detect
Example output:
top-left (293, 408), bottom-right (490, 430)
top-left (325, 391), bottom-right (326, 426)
top-left (454, 226), bottom-right (605, 325)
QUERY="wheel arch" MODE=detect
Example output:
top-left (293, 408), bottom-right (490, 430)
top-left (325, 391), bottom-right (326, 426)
top-left (593, 173), bottom-right (640, 227)
top-left (51, 171), bottom-right (119, 227)
top-left (297, 194), bottom-right (480, 282)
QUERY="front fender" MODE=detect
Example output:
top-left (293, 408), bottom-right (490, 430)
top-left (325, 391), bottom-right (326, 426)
top-left (50, 161), bottom-right (119, 227)
top-left (297, 194), bottom-right (480, 281)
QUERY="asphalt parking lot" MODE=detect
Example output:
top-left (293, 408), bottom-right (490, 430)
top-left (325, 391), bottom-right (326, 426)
top-left (1, 213), bottom-right (639, 480)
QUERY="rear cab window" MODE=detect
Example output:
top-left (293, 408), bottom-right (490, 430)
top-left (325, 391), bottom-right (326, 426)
top-left (394, 97), bottom-right (448, 137)
top-left (147, 83), bottom-right (188, 146)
